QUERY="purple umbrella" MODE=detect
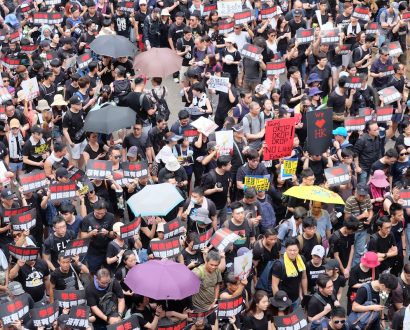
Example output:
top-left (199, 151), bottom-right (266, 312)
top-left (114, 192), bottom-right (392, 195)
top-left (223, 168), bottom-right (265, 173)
top-left (124, 259), bottom-right (200, 300)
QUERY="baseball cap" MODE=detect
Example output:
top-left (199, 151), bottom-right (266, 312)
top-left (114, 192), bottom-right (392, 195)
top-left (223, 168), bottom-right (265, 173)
top-left (126, 146), bottom-right (138, 158)
top-left (311, 245), bottom-right (325, 258)
top-left (69, 95), bottom-right (82, 105)
top-left (332, 127), bottom-right (348, 137)
top-left (8, 281), bottom-right (24, 295)
top-left (294, 9), bottom-right (302, 16)
top-left (9, 118), bottom-right (20, 129)
top-left (113, 222), bottom-right (124, 236)
top-left (324, 259), bottom-right (340, 270)
top-left (1, 189), bottom-right (15, 200)
top-left (56, 167), bottom-right (69, 179)
top-left (356, 182), bottom-right (368, 196)
top-left (232, 124), bottom-right (243, 133)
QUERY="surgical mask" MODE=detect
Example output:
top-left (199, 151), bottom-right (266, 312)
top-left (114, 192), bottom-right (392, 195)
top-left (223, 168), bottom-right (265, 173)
top-left (191, 198), bottom-right (198, 204)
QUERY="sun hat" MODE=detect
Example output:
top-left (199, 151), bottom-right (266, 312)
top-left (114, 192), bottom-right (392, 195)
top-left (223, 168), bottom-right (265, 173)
top-left (165, 156), bottom-right (181, 172)
top-left (51, 94), bottom-right (68, 107)
top-left (361, 251), bottom-right (380, 268)
top-left (308, 87), bottom-right (323, 97)
top-left (36, 99), bottom-right (51, 111)
top-left (369, 170), bottom-right (389, 188)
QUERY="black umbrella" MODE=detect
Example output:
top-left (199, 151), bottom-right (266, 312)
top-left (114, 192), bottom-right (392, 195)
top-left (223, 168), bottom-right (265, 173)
top-left (89, 35), bottom-right (136, 58)
top-left (83, 105), bottom-right (136, 135)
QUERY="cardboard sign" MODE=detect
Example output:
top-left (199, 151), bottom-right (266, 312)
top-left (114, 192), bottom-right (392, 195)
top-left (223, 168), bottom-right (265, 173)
top-left (107, 315), bottom-right (140, 330)
top-left (21, 77), bottom-right (40, 101)
top-left (366, 22), bottom-right (378, 34)
top-left (264, 118), bottom-right (296, 160)
top-left (0, 297), bottom-right (30, 325)
top-left (191, 116), bottom-right (218, 137)
top-left (266, 61), bottom-right (286, 75)
top-left (158, 319), bottom-right (187, 330)
top-left (18, 2), bottom-right (34, 14)
top-left (118, 0), bottom-right (135, 13)
top-left (203, 3), bottom-right (217, 16)
top-left (183, 129), bottom-right (199, 138)
top-left (402, 11), bottom-right (410, 21)
top-left (86, 160), bottom-right (113, 179)
top-left (31, 302), bottom-right (59, 328)
top-left (400, 189), bottom-right (410, 208)
top-left (112, 170), bottom-right (132, 188)
top-left (50, 182), bottom-right (77, 201)
top-left (234, 250), bottom-right (252, 280)
top-left (260, 6), bottom-right (278, 19)
top-left (33, 139), bottom-right (52, 156)
top-left (163, 218), bottom-right (185, 239)
top-left (210, 228), bottom-right (240, 251)
top-left (244, 175), bottom-right (270, 191)
top-left (345, 75), bottom-right (363, 89)
top-left (63, 238), bottom-right (90, 257)
top-left (344, 116), bottom-right (365, 131)
top-left (188, 307), bottom-right (217, 319)
top-left (296, 28), bottom-right (315, 44)
top-left (150, 236), bottom-right (182, 259)
top-left (388, 41), bottom-right (403, 57)
top-left (320, 28), bottom-right (340, 44)
top-left (241, 43), bottom-right (263, 61)
top-left (77, 53), bottom-right (92, 70)
top-left (339, 44), bottom-right (351, 55)
top-left (215, 130), bottom-right (233, 155)
top-left (380, 64), bottom-right (394, 77)
top-left (234, 9), bottom-right (252, 25)
top-left (378, 86), bottom-right (401, 104)
top-left (120, 217), bottom-right (141, 239)
top-left (123, 161), bottom-right (149, 178)
top-left (9, 31), bottom-right (20, 44)
top-left (376, 106), bottom-right (394, 122)
top-left (325, 164), bottom-right (350, 186)
top-left (21, 44), bottom-right (38, 54)
top-left (54, 289), bottom-right (86, 308)
top-left (352, 6), bottom-right (370, 21)
top-left (281, 158), bottom-right (298, 180)
top-left (359, 107), bottom-right (373, 121)
top-left (67, 305), bottom-right (89, 329)
top-left (217, 295), bottom-right (244, 318)
top-left (3, 206), bottom-right (30, 225)
top-left (306, 109), bottom-right (333, 155)
top-left (218, 20), bottom-right (234, 34)
top-left (10, 208), bottom-right (36, 231)
top-left (274, 307), bottom-right (308, 330)
top-left (2, 56), bottom-right (21, 69)
top-left (208, 76), bottom-right (230, 93)
top-left (192, 228), bottom-right (213, 250)
top-left (8, 245), bottom-right (40, 261)
top-left (45, 0), bottom-right (62, 5)
top-left (217, 0), bottom-right (242, 17)
top-left (33, 12), bottom-right (63, 25)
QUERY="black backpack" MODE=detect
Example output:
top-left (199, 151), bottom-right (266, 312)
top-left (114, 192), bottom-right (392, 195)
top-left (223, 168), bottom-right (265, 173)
top-left (98, 280), bottom-right (118, 317)
top-left (151, 87), bottom-right (170, 121)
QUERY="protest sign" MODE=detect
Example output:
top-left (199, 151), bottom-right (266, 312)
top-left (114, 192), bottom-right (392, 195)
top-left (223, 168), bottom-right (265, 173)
top-left (33, 139), bottom-right (52, 156)
top-left (244, 175), bottom-right (270, 191)
top-left (345, 75), bottom-right (363, 89)
top-left (266, 61), bottom-right (286, 75)
top-left (325, 164), bottom-right (350, 186)
top-left (338, 44), bottom-right (351, 55)
top-left (218, 20), bottom-right (234, 34)
top-left (274, 307), bottom-right (308, 330)
top-left (0, 87), bottom-right (12, 103)
top-left (260, 6), bottom-right (278, 19)
top-left (64, 238), bottom-right (90, 257)
top-left (378, 86), bottom-right (401, 105)
top-left (264, 118), bottom-right (296, 160)
top-left (118, 0), bottom-right (135, 13)
top-left (8, 245), bottom-right (40, 261)
top-left (67, 305), bottom-right (89, 329)
top-left (234, 250), bottom-right (253, 279)
top-left (45, 0), bottom-right (61, 5)
top-left (163, 218), bottom-right (185, 239)
top-left (400, 190), bottom-right (410, 208)
top-left (21, 44), bottom-right (38, 54)
top-left (296, 28), bottom-right (315, 44)
top-left (380, 64), bottom-right (394, 77)
top-left (359, 107), bottom-right (373, 121)
top-left (217, 0), bottom-right (242, 16)
top-left (107, 315), bottom-right (140, 330)
top-left (9, 31), bottom-right (20, 44)
top-left (402, 11), bottom-right (410, 20)
top-left (366, 22), bottom-right (378, 34)
top-left (320, 28), bottom-right (340, 44)
top-left (376, 106), bottom-right (394, 122)
top-left (281, 158), bottom-right (298, 180)
top-left (31, 302), bottom-right (59, 328)
top-left (215, 130), bottom-right (233, 155)
top-left (183, 128), bottom-right (198, 138)
top-left (306, 109), bottom-right (333, 155)
top-left (150, 236), bottom-right (181, 258)
top-left (2, 56), bottom-right (21, 70)
top-left (18, 2), bottom-right (34, 14)
top-left (217, 295), bottom-right (244, 318)
top-left (123, 161), bottom-right (149, 178)
top-left (113, 170), bottom-right (132, 188)
top-left (344, 116), bottom-right (365, 131)
top-left (0, 161), bottom-right (10, 185)
top-left (388, 41), bottom-right (403, 57)
top-left (77, 53), bottom-right (93, 70)
top-left (234, 9), bottom-right (252, 25)
top-left (21, 77), bottom-right (40, 100)
top-left (10, 208), bottom-right (36, 231)
top-left (210, 228), bottom-right (240, 251)
top-left (120, 218), bottom-right (141, 239)
top-left (188, 307), bottom-right (217, 319)
top-left (208, 75), bottom-right (229, 93)
top-left (3, 206), bottom-right (30, 224)
top-left (191, 116), bottom-right (218, 136)
top-left (203, 3), bottom-right (217, 16)
top-left (192, 228), bottom-right (213, 250)
top-left (241, 43), bottom-right (263, 61)
top-left (352, 6), bottom-right (370, 20)
top-left (54, 289), bottom-right (86, 308)
top-left (69, 167), bottom-right (86, 182)
top-left (158, 319), bottom-right (187, 330)
top-left (33, 12), bottom-right (63, 25)
top-left (0, 297), bottom-right (30, 325)
top-left (86, 160), bottom-right (113, 179)
top-left (50, 182), bottom-right (77, 201)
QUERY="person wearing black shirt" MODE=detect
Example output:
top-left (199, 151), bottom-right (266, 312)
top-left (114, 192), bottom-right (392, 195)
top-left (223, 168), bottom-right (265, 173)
top-left (22, 125), bottom-right (47, 173)
top-left (253, 229), bottom-right (280, 277)
top-left (113, 8), bottom-right (134, 38)
top-left (83, 1), bottom-right (103, 31)
top-left (122, 120), bottom-right (153, 162)
top-left (288, 9), bottom-right (306, 37)
top-left (168, 12), bottom-right (185, 50)
top-left (352, 34), bottom-right (375, 75)
top-left (124, 77), bottom-right (155, 123)
top-left (308, 274), bottom-right (338, 322)
top-left (306, 245), bottom-right (326, 294)
top-left (297, 217), bottom-right (322, 263)
top-left (326, 307), bottom-right (349, 330)
top-left (176, 27), bottom-right (194, 82)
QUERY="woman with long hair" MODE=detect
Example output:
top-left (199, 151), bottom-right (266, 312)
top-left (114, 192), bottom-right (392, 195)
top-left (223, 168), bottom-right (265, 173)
top-left (243, 290), bottom-right (273, 330)
top-left (275, 16), bottom-right (290, 58)
top-left (114, 250), bottom-right (139, 310)
top-left (182, 233), bottom-right (204, 269)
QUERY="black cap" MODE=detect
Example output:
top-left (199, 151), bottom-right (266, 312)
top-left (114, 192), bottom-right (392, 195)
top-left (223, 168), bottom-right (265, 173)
top-left (1, 188), bottom-right (15, 200)
top-left (356, 182), bottom-right (368, 196)
top-left (69, 95), bottom-right (82, 105)
top-left (56, 167), bottom-right (69, 179)
top-left (294, 9), bottom-right (302, 15)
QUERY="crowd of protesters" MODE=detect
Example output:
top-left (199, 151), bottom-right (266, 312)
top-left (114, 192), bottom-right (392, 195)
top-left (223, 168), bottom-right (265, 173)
top-left (0, 0), bottom-right (408, 329)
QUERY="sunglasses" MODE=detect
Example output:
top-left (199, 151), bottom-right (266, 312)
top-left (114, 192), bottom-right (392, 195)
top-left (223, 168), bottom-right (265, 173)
top-left (333, 320), bottom-right (346, 324)
top-left (13, 233), bottom-right (22, 238)
top-left (3, 79), bottom-right (9, 82)
top-left (401, 152), bottom-right (409, 156)
top-left (114, 155), bottom-right (121, 159)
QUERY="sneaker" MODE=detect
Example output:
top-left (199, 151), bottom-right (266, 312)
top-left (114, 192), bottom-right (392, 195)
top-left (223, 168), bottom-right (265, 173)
top-left (173, 77), bottom-right (179, 83)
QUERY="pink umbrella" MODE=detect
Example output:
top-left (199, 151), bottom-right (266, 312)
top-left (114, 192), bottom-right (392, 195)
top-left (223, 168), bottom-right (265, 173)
top-left (133, 48), bottom-right (182, 78)
top-left (124, 259), bottom-right (200, 300)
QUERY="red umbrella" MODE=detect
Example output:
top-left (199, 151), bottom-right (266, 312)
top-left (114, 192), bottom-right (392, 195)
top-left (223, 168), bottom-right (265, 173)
top-left (133, 48), bottom-right (182, 78)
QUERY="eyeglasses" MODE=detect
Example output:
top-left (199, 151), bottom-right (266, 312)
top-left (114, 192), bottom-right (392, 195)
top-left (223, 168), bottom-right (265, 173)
top-left (113, 155), bottom-right (121, 159)
top-left (3, 79), bottom-right (9, 83)
top-left (333, 320), bottom-right (346, 324)
top-left (400, 152), bottom-right (409, 156)
top-left (13, 233), bottom-right (22, 238)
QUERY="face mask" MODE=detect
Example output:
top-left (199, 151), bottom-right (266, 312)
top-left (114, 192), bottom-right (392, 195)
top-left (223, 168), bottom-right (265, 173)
top-left (191, 198), bottom-right (198, 204)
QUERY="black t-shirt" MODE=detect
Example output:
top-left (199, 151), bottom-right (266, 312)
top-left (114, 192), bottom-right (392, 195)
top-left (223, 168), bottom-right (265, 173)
top-left (253, 240), bottom-right (280, 276)
top-left (367, 232), bottom-right (396, 272)
top-left (124, 92), bottom-right (152, 121)
top-left (242, 314), bottom-right (269, 330)
top-left (328, 89), bottom-right (347, 114)
top-left (306, 261), bottom-right (326, 294)
top-left (348, 264), bottom-right (372, 295)
top-left (299, 234), bottom-right (322, 262)
top-left (113, 13), bottom-right (132, 37)
top-left (43, 230), bottom-right (76, 268)
top-left (226, 219), bottom-right (254, 250)
top-left (62, 109), bottom-right (85, 143)
top-left (168, 22), bottom-right (185, 45)
top-left (307, 292), bottom-right (334, 318)
top-left (333, 229), bottom-right (355, 268)
top-left (354, 283), bottom-right (380, 305)
top-left (17, 259), bottom-right (50, 302)
top-left (288, 19), bottom-right (307, 37)
top-left (352, 46), bottom-right (372, 74)
top-left (122, 133), bottom-right (151, 160)
top-left (271, 259), bottom-right (303, 302)
top-left (80, 212), bottom-right (115, 256)
top-left (182, 248), bottom-right (204, 267)
top-left (176, 37), bottom-right (194, 67)
top-left (202, 170), bottom-right (231, 210)
top-left (50, 265), bottom-right (81, 290)
top-left (22, 137), bottom-right (45, 173)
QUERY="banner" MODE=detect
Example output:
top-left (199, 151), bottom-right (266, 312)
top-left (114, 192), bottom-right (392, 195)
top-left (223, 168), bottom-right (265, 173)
top-left (107, 315), bottom-right (140, 330)
top-left (234, 250), bottom-right (252, 279)
top-left (203, 3), bottom-right (217, 16)
top-left (49, 182), bottom-right (77, 201)
top-left (8, 245), bottom-right (40, 261)
top-left (260, 6), bottom-right (278, 19)
top-left (66, 305), bottom-right (89, 329)
top-left (400, 189), bottom-right (410, 208)
top-left (191, 116), bottom-right (218, 136)
top-left (359, 107), bottom-right (373, 121)
top-left (31, 302), bottom-right (59, 328)
top-left (120, 217), bottom-right (141, 239)
top-left (188, 307), bottom-right (217, 319)
top-left (380, 64), bottom-right (394, 77)
top-left (215, 130), bottom-right (233, 155)
top-left (9, 31), bottom-right (20, 44)
top-left (158, 319), bottom-right (187, 330)
top-left (54, 289), bottom-right (86, 308)
top-left (266, 61), bottom-right (286, 75)
top-left (376, 106), bottom-right (394, 122)
top-left (218, 20), bottom-right (234, 34)
top-left (324, 164), bottom-right (350, 186)
top-left (306, 109), bottom-right (333, 155)
top-left (345, 75), bottom-right (363, 89)
top-left (208, 76), bottom-right (229, 93)
top-left (241, 43), bottom-right (263, 61)
top-left (17, 2), bottom-right (34, 14)
top-left (344, 116), bottom-right (365, 131)
top-left (320, 28), bottom-right (339, 44)
top-left (10, 208), bottom-right (36, 231)
top-left (192, 228), bottom-right (213, 250)
top-left (210, 228), bottom-right (240, 251)
top-left (365, 22), bottom-right (378, 34)
top-left (217, 295), bottom-right (244, 318)
top-left (123, 161), bottom-right (149, 178)
top-left (217, 0), bottom-right (242, 17)
top-left (63, 238), bottom-right (90, 257)
top-left (281, 158), bottom-right (298, 180)
top-left (150, 236), bottom-right (181, 259)
top-left (339, 44), bottom-right (351, 55)
top-left (378, 86), bottom-right (401, 105)
top-left (234, 9), bottom-right (252, 25)
top-left (33, 12), bottom-right (63, 25)
top-left (163, 218), bottom-right (185, 239)
top-left (402, 11), bottom-right (410, 21)
top-left (244, 175), bottom-right (270, 191)
top-left (112, 170), bottom-right (132, 188)
top-left (264, 118), bottom-right (296, 160)
top-left (77, 53), bottom-right (92, 70)
top-left (118, 0), bottom-right (135, 13)
top-left (273, 307), bottom-right (308, 330)
top-left (388, 41), bottom-right (403, 57)
top-left (352, 6), bottom-right (370, 20)
top-left (86, 160), bottom-right (113, 179)
top-left (3, 206), bottom-right (30, 224)
top-left (21, 44), bottom-right (38, 54)
top-left (21, 77), bottom-right (40, 101)
top-left (0, 297), bottom-right (30, 325)
top-left (2, 56), bottom-right (21, 70)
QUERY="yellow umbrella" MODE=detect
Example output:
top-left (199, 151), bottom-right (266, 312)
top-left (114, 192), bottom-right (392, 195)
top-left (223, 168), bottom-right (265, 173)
top-left (283, 185), bottom-right (345, 205)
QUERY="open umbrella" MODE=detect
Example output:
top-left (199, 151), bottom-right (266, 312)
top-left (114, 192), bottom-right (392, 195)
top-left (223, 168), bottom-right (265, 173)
top-left (133, 48), bottom-right (182, 77)
top-left (283, 185), bottom-right (345, 205)
top-left (126, 183), bottom-right (184, 216)
top-left (89, 35), bottom-right (136, 58)
top-left (124, 259), bottom-right (200, 300)
top-left (83, 105), bottom-right (136, 135)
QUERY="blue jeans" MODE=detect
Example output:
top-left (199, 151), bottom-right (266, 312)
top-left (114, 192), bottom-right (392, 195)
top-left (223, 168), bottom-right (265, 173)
top-left (353, 229), bottom-right (368, 267)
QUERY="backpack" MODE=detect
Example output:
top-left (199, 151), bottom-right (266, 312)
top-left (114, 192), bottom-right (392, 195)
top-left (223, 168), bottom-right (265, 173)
top-left (151, 87), bottom-right (170, 121)
top-left (327, 230), bottom-right (341, 258)
top-left (347, 283), bottom-right (379, 329)
top-left (112, 80), bottom-right (132, 105)
top-left (297, 232), bottom-right (321, 251)
top-left (98, 280), bottom-right (118, 317)
top-left (243, 113), bottom-right (264, 135)
top-left (308, 292), bottom-right (337, 330)
top-left (255, 259), bottom-right (277, 292)
top-left (377, 7), bottom-right (397, 24)
top-left (259, 195), bottom-right (277, 230)
top-left (200, 169), bottom-right (217, 187)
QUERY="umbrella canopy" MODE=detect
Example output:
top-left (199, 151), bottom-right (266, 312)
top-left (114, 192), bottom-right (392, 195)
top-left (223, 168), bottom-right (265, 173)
top-left (127, 183), bottom-right (184, 216)
top-left (83, 105), bottom-right (136, 135)
top-left (124, 259), bottom-right (200, 300)
top-left (133, 48), bottom-right (182, 77)
top-left (89, 35), bottom-right (136, 58)
top-left (283, 185), bottom-right (345, 205)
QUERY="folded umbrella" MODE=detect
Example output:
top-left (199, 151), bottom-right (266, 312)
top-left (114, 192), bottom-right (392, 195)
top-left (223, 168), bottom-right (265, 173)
top-left (283, 185), bottom-right (345, 205)
top-left (133, 47), bottom-right (182, 77)
top-left (83, 105), bottom-right (136, 135)
top-left (89, 35), bottom-right (136, 58)
top-left (125, 259), bottom-right (200, 300)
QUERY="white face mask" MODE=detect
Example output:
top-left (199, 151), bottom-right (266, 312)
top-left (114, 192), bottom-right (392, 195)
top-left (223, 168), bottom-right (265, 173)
top-left (191, 198), bottom-right (198, 204)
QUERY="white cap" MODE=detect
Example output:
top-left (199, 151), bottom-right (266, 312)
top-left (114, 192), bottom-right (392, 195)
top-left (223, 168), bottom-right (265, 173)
top-left (139, 0), bottom-right (147, 4)
top-left (311, 245), bottom-right (325, 258)
top-left (224, 34), bottom-right (236, 44)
